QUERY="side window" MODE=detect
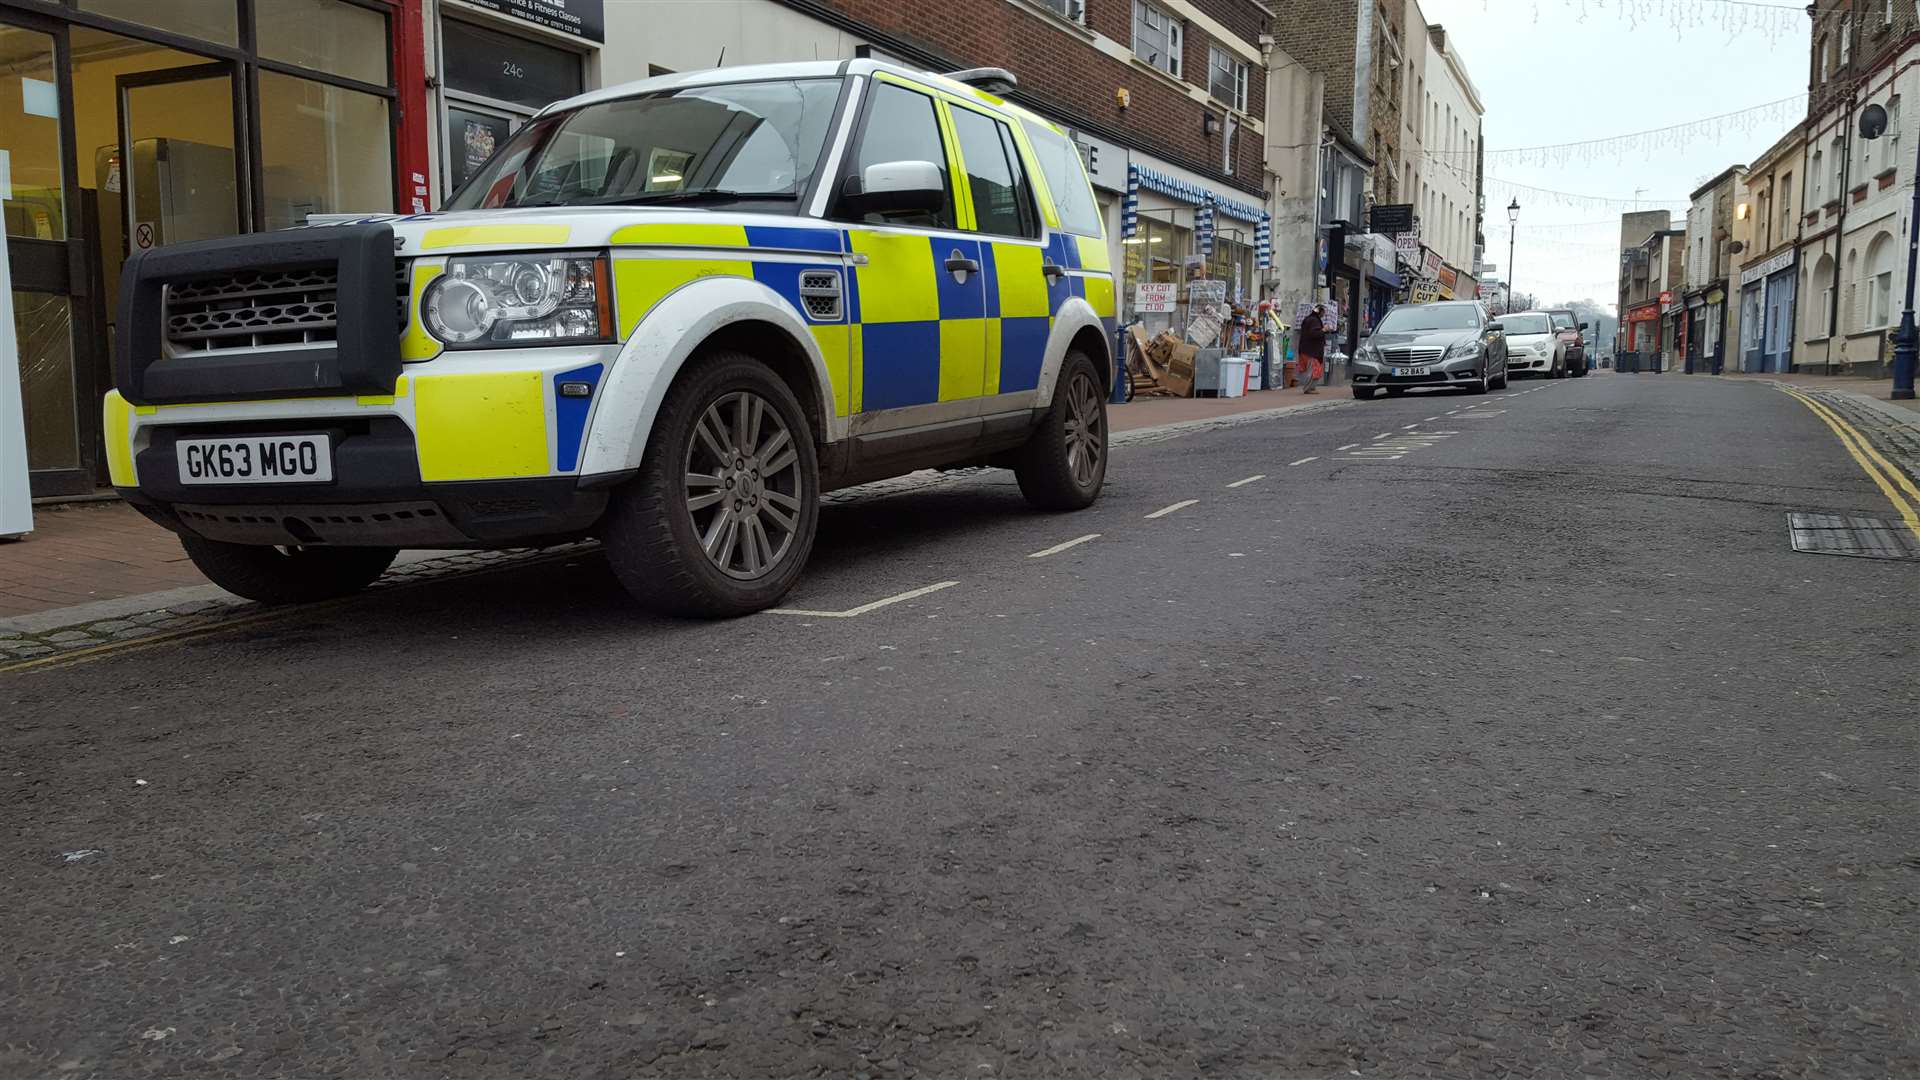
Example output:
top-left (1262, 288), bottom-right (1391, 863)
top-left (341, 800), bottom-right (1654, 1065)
top-left (846, 82), bottom-right (954, 230)
top-left (1019, 119), bottom-right (1102, 237)
top-left (949, 107), bottom-right (1036, 238)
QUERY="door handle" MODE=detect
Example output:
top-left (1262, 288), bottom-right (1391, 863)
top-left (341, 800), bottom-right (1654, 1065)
top-left (1042, 262), bottom-right (1067, 281)
top-left (945, 255), bottom-right (981, 274)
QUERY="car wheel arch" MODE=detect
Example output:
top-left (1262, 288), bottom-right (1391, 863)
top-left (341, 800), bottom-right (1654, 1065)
top-left (1035, 297), bottom-right (1113, 408)
top-left (576, 279), bottom-right (843, 480)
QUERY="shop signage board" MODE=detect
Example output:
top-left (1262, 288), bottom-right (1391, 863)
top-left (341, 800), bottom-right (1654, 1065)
top-left (1437, 265), bottom-right (1457, 293)
top-left (1659, 290), bottom-right (1674, 305)
top-left (1394, 232), bottom-right (1420, 255)
top-left (461, 0), bottom-right (605, 41)
top-left (1422, 250), bottom-right (1443, 278)
top-left (1369, 203), bottom-right (1414, 235)
top-left (1134, 283), bottom-right (1177, 312)
top-left (1739, 248), bottom-right (1796, 285)
top-left (1409, 284), bottom-right (1442, 304)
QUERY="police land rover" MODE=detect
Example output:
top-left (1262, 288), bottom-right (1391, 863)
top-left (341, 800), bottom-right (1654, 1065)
top-left (103, 61), bottom-right (1117, 617)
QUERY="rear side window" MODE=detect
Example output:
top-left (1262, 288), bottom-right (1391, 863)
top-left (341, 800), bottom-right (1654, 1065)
top-left (949, 106), bottom-right (1037, 238)
top-left (847, 82), bottom-right (955, 230)
top-left (1019, 119), bottom-right (1102, 238)
top-left (1550, 312), bottom-right (1574, 330)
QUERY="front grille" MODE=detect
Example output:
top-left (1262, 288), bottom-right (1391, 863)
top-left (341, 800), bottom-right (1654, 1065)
top-left (396, 260), bottom-right (413, 331)
top-left (165, 268), bottom-right (338, 353)
top-left (163, 261), bottom-right (414, 355)
top-left (1381, 346), bottom-right (1444, 364)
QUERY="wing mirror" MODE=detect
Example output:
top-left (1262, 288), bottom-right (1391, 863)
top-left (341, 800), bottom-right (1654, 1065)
top-left (1579, 321), bottom-right (1591, 330)
top-left (841, 160), bottom-right (945, 216)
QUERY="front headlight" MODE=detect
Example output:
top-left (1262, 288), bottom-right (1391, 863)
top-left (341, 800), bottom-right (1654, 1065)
top-left (423, 251), bottom-right (613, 347)
top-left (1356, 344), bottom-right (1380, 363)
top-left (1445, 340), bottom-right (1481, 361)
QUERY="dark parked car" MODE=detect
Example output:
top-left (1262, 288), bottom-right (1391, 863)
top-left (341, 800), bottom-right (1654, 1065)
top-left (1545, 308), bottom-right (1590, 377)
top-left (1349, 300), bottom-right (1510, 398)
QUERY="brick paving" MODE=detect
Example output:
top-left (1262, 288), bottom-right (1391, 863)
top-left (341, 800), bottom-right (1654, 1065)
top-left (0, 502), bottom-right (205, 619)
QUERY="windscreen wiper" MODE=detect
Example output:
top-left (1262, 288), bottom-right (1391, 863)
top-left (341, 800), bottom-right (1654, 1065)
top-left (621, 189), bottom-right (800, 205)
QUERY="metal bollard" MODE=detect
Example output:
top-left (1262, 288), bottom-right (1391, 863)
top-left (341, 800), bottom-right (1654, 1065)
top-left (1110, 322), bottom-right (1130, 405)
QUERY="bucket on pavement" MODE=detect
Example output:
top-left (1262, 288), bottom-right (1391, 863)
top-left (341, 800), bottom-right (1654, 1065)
top-left (1218, 357), bottom-right (1248, 397)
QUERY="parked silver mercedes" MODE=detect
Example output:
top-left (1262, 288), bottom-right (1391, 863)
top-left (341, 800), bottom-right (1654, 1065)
top-left (1350, 300), bottom-right (1509, 399)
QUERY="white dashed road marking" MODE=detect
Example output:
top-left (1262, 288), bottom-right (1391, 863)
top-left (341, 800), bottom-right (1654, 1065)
top-left (1028, 534), bottom-right (1100, 559)
top-left (1336, 443), bottom-right (1360, 451)
top-left (1402, 423), bottom-right (1420, 429)
top-left (1288, 456), bottom-right (1318, 466)
top-left (1375, 431), bottom-right (1394, 439)
top-left (1227, 474), bottom-right (1266, 487)
top-left (768, 580), bottom-right (959, 618)
top-left (1145, 499), bottom-right (1199, 519)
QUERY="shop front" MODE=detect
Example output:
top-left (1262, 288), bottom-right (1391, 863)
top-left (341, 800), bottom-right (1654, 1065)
top-left (1738, 249), bottom-right (1796, 373)
top-left (2, 0), bottom-right (413, 496)
top-left (1119, 164), bottom-right (1268, 325)
top-left (429, 0), bottom-right (598, 201)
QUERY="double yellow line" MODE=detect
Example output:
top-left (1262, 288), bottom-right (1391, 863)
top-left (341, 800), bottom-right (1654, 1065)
top-left (1779, 385), bottom-right (1920, 540)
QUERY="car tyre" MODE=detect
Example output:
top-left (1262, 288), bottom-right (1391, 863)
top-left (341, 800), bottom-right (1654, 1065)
top-left (1466, 371), bottom-right (1490, 394)
top-left (178, 538), bottom-right (397, 605)
top-left (1352, 386), bottom-right (1377, 400)
top-left (1014, 349), bottom-right (1108, 511)
top-left (603, 350), bottom-right (820, 618)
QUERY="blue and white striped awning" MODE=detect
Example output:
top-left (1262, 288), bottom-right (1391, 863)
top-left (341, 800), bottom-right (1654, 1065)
top-left (1123, 165), bottom-right (1140, 239)
top-left (1195, 198), bottom-right (1214, 256)
top-left (1131, 166), bottom-right (1264, 223)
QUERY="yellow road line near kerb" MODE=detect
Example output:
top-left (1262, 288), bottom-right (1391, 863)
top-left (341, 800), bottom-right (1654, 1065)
top-left (1778, 386), bottom-right (1920, 540)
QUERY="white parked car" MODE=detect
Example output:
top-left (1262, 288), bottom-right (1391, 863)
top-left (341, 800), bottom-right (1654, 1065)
top-left (1489, 311), bottom-right (1566, 378)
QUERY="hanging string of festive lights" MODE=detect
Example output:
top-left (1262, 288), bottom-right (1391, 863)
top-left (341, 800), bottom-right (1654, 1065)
top-left (1508, 0), bottom-right (1819, 41)
top-left (1484, 176), bottom-right (1690, 213)
top-left (1425, 94), bottom-right (1807, 169)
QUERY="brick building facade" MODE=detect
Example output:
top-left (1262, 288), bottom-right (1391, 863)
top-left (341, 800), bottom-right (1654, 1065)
top-left (1269, 0), bottom-right (1406, 203)
top-left (785, 0), bottom-right (1271, 197)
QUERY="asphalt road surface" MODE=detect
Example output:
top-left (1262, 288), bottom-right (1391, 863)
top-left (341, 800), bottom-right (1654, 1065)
top-left (4, 375), bottom-right (1915, 1079)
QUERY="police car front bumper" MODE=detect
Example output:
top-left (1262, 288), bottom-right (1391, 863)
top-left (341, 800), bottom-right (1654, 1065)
top-left (120, 416), bottom-right (614, 549)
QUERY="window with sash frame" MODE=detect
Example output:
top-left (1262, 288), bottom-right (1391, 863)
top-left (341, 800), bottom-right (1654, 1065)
top-left (1208, 45), bottom-right (1248, 111)
top-left (1133, 0), bottom-right (1183, 77)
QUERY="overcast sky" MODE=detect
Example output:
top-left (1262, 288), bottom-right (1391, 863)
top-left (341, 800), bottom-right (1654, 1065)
top-left (1414, 0), bottom-right (1811, 309)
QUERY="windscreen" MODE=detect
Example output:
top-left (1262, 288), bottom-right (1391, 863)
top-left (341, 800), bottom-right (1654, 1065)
top-left (446, 78), bottom-right (843, 211)
top-left (1377, 304), bottom-right (1481, 333)
top-left (1495, 314), bottom-right (1552, 335)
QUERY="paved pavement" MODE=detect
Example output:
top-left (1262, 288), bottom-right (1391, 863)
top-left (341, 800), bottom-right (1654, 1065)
top-left (3, 375), bottom-right (1916, 1079)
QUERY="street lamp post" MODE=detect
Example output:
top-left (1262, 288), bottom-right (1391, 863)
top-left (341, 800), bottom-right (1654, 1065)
top-left (1506, 198), bottom-right (1520, 312)
top-left (1861, 104), bottom-right (1917, 398)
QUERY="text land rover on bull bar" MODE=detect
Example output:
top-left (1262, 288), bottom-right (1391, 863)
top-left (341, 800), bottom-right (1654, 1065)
top-left (104, 61), bottom-right (1118, 617)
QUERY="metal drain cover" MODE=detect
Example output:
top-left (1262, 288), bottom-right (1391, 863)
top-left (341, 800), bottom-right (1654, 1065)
top-left (1788, 513), bottom-right (1920, 560)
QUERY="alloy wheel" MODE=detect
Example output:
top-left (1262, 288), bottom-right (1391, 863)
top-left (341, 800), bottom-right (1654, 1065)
top-left (683, 391), bottom-right (804, 580)
top-left (1062, 369), bottom-right (1106, 487)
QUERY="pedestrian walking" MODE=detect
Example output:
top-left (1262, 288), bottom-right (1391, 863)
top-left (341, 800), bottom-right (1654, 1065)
top-left (1297, 303), bottom-right (1327, 394)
